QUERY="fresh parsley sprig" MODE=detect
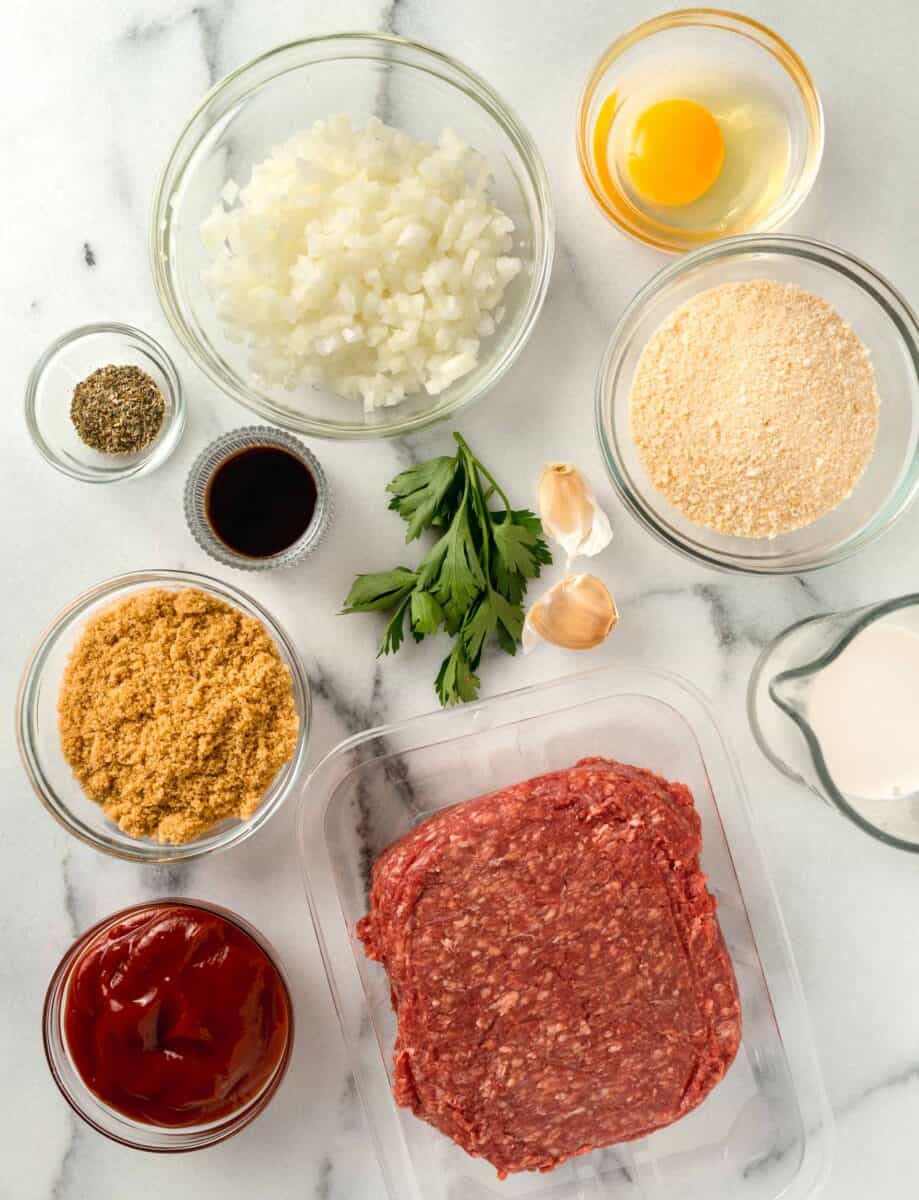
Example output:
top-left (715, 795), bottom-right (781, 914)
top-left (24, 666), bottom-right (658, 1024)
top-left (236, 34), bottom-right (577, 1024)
top-left (341, 433), bottom-right (551, 706)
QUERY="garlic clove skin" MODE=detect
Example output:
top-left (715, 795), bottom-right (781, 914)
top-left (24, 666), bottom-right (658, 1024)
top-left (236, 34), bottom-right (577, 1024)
top-left (523, 574), bottom-right (618, 653)
top-left (537, 463), bottom-right (613, 565)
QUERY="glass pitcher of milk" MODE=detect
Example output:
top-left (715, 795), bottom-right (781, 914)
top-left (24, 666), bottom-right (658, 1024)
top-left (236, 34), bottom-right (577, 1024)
top-left (748, 594), bottom-right (919, 852)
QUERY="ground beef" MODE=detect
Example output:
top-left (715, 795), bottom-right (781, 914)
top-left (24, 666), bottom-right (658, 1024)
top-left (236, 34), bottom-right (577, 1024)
top-left (358, 757), bottom-right (742, 1179)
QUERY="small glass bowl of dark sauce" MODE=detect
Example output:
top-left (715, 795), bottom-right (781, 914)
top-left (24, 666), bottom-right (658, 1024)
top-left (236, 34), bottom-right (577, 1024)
top-left (185, 427), bottom-right (331, 570)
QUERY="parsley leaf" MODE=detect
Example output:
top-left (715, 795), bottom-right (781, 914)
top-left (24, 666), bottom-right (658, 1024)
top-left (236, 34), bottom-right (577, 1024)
top-left (491, 589), bottom-right (525, 643)
top-left (431, 501), bottom-right (485, 630)
top-left (410, 591), bottom-right (444, 638)
top-left (341, 568), bottom-right (418, 613)
top-left (463, 589), bottom-right (524, 667)
top-left (387, 456), bottom-right (460, 541)
top-left (435, 640), bottom-right (481, 706)
top-left (495, 620), bottom-right (518, 657)
top-left (342, 434), bottom-right (551, 706)
top-left (492, 510), bottom-right (553, 601)
top-left (462, 595), bottom-right (497, 667)
top-left (378, 594), bottom-right (412, 656)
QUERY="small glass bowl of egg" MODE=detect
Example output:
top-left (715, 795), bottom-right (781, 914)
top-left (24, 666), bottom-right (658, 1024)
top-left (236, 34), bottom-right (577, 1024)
top-left (577, 9), bottom-right (824, 253)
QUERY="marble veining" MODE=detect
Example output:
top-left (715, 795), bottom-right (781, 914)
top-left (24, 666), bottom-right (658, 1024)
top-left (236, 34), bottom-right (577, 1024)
top-left (3, 0), bottom-right (919, 1197)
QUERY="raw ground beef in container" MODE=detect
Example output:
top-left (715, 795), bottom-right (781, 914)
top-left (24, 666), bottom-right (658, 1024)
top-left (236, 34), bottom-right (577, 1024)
top-left (357, 756), bottom-right (742, 1179)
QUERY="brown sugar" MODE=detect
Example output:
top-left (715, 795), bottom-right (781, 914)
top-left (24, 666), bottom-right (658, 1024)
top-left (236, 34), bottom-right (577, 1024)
top-left (629, 280), bottom-right (880, 538)
top-left (57, 588), bottom-right (300, 844)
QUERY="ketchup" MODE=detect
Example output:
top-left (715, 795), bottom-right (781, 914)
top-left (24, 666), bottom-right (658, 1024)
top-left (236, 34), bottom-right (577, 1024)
top-left (62, 903), bottom-right (291, 1127)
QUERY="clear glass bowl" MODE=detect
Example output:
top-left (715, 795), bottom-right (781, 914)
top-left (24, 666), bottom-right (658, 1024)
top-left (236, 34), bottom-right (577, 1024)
top-left (17, 570), bottom-right (310, 863)
top-left (25, 323), bottom-right (185, 483)
top-left (151, 33), bottom-right (554, 440)
top-left (43, 898), bottom-right (294, 1151)
top-left (299, 666), bottom-right (832, 1200)
top-left (184, 426), bottom-right (332, 570)
top-left (597, 234), bottom-right (919, 574)
top-left (576, 9), bottom-right (824, 253)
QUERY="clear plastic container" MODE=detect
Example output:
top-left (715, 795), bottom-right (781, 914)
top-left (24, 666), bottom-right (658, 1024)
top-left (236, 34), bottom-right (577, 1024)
top-left (299, 666), bottom-right (832, 1200)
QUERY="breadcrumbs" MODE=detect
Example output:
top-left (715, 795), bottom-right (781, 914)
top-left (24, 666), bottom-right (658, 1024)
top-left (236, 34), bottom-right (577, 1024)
top-left (629, 280), bottom-right (880, 538)
top-left (57, 588), bottom-right (299, 844)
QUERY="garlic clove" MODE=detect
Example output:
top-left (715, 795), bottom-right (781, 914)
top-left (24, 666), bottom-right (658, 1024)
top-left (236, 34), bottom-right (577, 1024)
top-left (523, 574), bottom-right (618, 653)
top-left (537, 463), bottom-right (613, 564)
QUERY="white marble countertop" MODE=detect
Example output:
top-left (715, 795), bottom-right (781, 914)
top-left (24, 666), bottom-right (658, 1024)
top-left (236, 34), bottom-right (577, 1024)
top-left (3, 1), bottom-right (918, 1197)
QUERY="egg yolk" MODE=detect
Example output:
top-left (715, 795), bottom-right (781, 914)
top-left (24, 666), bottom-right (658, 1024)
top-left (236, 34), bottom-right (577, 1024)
top-left (627, 99), bottom-right (725, 207)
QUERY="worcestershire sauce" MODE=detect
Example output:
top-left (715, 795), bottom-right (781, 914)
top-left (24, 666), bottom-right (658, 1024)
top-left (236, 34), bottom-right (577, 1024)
top-left (206, 445), bottom-right (317, 558)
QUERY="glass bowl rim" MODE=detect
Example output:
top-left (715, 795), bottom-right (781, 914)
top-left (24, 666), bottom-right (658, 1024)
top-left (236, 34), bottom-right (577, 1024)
top-left (575, 7), bottom-right (825, 253)
top-left (16, 568), bottom-right (311, 863)
top-left (150, 30), bottom-right (555, 441)
top-left (24, 322), bottom-right (186, 483)
top-left (42, 896), bottom-right (295, 1151)
top-left (184, 425), bottom-right (333, 571)
top-left (595, 232), bottom-right (919, 575)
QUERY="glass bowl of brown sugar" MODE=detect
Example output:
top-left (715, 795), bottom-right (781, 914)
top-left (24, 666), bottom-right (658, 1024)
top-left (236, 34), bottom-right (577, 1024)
top-left (25, 323), bottom-right (186, 484)
top-left (16, 570), bottom-right (310, 863)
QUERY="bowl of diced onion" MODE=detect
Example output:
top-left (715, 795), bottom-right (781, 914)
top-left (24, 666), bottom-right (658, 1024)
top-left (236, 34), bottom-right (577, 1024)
top-left (151, 33), bottom-right (554, 440)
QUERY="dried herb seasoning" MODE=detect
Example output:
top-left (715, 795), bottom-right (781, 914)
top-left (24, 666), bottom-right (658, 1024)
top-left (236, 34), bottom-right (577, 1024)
top-left (70, 364), bottom-right (165, 455)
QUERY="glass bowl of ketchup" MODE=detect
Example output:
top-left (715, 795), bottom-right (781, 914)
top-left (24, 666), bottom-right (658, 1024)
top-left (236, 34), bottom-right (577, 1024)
top-left (43, 899), bottom-right (294, 1150)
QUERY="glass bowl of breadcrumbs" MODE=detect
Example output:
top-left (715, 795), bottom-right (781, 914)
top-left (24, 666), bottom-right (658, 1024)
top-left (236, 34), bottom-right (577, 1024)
top-left (597, 234), bottom-right (919, 574)
top-left (16, 570), bottom-right (310, 863)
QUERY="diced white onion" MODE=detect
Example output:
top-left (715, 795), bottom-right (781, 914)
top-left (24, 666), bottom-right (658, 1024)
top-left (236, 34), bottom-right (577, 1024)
top-left (200, 115), bottom-right (523, 412)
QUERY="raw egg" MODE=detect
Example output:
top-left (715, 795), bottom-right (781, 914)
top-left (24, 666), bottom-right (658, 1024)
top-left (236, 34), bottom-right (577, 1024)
top-left (627, 98), bottom-right (725, 207)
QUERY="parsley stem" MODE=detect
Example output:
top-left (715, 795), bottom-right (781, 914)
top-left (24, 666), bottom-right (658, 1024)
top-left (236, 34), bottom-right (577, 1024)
top-left (453, 433), bottom-right (512, 512)
top-left (459, 445), bottom-right (492, 582)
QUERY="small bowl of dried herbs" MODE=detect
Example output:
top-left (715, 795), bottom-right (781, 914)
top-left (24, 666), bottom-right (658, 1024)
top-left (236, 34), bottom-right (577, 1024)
top-left (25, 323), bottom-right (185, 483)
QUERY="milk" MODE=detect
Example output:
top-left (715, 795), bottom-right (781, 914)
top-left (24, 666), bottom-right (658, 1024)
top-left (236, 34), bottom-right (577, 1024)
top-left (807, 610), bottom-right (919, 801)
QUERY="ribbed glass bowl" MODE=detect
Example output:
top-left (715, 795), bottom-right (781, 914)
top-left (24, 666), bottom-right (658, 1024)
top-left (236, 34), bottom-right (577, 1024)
top-left (16, 570), bottom-right (310, 863)
top-left (25, 324), bottom-right (185, 483)
top-left (596, 234), bottom-right (919, 574)
top-left (151, 33), bottom-right (554, 439)
top-left (184, 426), bottom-right (332, 570)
